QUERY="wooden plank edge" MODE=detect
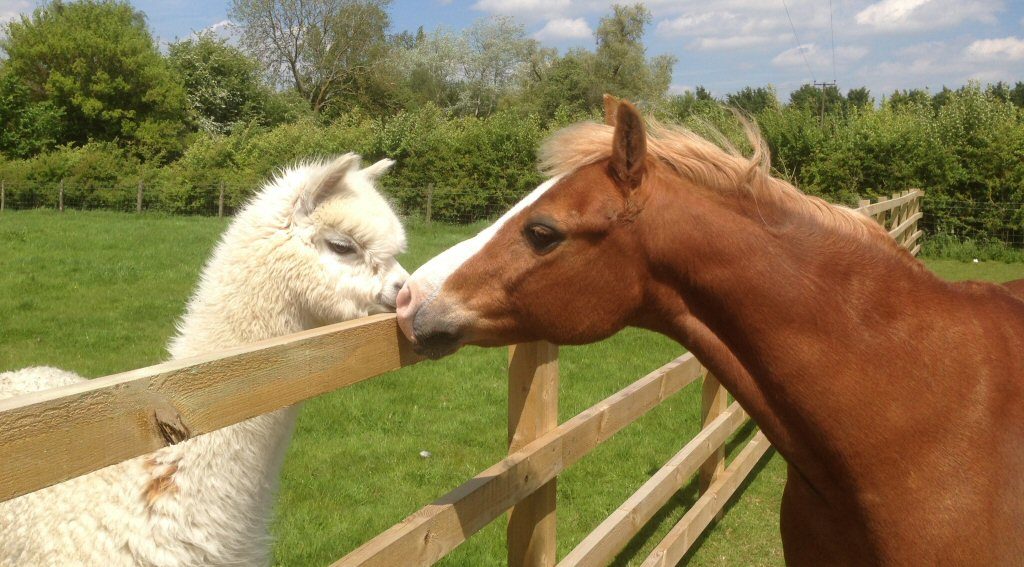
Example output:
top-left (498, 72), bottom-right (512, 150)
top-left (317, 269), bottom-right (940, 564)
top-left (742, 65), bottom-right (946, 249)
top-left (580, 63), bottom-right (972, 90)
top-left (910, 243), bottom-right (922, 257)
top-left (0, 314), bottom-right (421, 503)
top-left (559, 402), bottom-right (748, 567)
top-left (888, 212), bottom-right (924, 240)
top-left (904, 229), bottom-right (924, 249)
top-left (639, 432), bottom-right (772, 567)
top-left (332, 353), bottom-right (705, 567)
top-left (857, 190), bottom-right (921, 216)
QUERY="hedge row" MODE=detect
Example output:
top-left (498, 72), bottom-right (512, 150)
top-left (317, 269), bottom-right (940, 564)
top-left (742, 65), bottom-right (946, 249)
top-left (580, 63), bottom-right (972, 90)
top-left (1, 86), bottom-right (1022, 243)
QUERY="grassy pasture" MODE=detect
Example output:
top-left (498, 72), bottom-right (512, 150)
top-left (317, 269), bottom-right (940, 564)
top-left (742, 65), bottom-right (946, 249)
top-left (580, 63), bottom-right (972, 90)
top-left (1, 209), bottom-right (1021, 566)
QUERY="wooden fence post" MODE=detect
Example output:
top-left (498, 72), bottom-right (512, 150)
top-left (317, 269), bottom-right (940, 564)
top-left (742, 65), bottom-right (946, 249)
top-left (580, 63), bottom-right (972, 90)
top-left (700, 372), bottom-right (729, 520)
top-left (425, 184), bottom-right (434, 226)
top-left (0, 180), bottom-right (4, 212)
top-left (508, 341), bottom-right (559, 567)
top-left (218, 182), bottom-right (225, 218)
top-left (136, 181), bottom-right (143, 213)
top-left (58, 179), bottom-right (64, 212)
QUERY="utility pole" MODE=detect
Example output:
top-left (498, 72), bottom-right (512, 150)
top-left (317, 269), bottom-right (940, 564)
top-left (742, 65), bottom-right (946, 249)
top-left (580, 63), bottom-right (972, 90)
top-left (813, 80), bottom-right (837, 125)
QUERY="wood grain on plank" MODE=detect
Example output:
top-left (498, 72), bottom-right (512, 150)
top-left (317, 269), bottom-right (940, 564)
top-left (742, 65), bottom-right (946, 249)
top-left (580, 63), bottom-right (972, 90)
top-left (640, 432), bottom-right (772, 567)
top-left (0, 314), bottom-right (421, 503)
top-left (508, 342), bottom-right (560, 567)
top-left (333, 353), bottom-right (704, 567)
top-left (560, 402), bottom-right (747, 567)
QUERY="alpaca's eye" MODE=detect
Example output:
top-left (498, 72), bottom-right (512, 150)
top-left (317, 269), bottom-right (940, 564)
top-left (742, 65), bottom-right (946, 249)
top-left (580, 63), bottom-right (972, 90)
top-left (524, 223), bottom-right (563, 254)
top-left (327, 239), bottom-right (357, 257)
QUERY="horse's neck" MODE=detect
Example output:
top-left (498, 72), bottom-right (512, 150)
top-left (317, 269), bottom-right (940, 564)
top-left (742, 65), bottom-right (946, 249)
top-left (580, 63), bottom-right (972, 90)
top-left (640, 186), bottom-right (946, 497)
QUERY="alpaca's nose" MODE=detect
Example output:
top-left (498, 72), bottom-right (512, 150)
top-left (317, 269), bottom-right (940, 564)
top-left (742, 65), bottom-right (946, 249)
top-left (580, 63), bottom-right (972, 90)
top-left (377, 280), bottom-right (405, 311)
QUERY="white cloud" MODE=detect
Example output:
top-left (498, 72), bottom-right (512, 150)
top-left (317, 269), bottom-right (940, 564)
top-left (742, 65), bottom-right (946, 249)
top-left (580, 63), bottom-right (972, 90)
top-left (668, 84), bottom-right (692, 95)
top-left (0, 0), bottom-right (31, 23)
top-left (772, 43), bottom-right (868, 68)
top-left (472, 0), bottom-right (571, 19)
top-left (655, 5), bottom-right (828, 55)
top-left (206, 20), bottom-right (233, 33)
top-left (694, 33), bottom-right (794, 51)
top-left (772, 43), bottom-right (817, 68)
top-left (966, 37), bottom-right (1024, 61)
top-left (855, 0), bottom-right (1000, 33)
top-left (533, 17), bottom-right (592, 41)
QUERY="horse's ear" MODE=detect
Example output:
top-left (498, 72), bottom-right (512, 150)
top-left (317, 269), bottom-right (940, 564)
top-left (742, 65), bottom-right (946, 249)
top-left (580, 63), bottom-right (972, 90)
top-left (603, 94), bottom-right (620, 126)
top-left (300, 153), bottom-right (360, 216)
top-left (362, 158), bottom-right (395, 180)
top-left (609, 100), bottom-right (647, 190)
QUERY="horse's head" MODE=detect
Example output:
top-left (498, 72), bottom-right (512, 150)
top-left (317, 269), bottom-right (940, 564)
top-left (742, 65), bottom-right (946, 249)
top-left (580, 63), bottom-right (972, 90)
top-left (397, 99), bottom-right (656, 358)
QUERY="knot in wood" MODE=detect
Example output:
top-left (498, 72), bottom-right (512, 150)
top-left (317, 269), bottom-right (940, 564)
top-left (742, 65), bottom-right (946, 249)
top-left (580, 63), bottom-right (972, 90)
top-left (153, 406), bottom-right (191, 445)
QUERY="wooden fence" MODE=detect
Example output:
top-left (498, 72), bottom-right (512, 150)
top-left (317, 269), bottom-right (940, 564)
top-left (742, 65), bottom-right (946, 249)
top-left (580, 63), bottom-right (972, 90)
top-left (0, 191), bottom-right (923, 565)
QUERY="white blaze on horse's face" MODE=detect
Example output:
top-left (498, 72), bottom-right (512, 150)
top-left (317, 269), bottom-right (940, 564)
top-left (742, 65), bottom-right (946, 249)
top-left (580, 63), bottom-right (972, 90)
top-left (291, 155), bottom-right (409, 324)
top-left (395, 176), bottom-right (561, 350)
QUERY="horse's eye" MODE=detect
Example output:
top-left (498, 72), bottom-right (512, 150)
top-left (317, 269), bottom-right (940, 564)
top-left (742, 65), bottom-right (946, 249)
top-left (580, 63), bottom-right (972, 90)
top-left (327, 239), bottom-right (357, 257)
top-left (524, 223), bottom-right (563, 253)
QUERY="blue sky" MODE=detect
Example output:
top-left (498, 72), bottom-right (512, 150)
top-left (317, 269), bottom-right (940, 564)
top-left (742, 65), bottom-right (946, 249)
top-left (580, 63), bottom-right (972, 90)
top-left (3, 0), bottom-right (1023, 100)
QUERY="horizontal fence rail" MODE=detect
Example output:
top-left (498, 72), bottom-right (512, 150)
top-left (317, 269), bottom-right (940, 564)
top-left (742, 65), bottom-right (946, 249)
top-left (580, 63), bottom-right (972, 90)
top-left (0, 314), bottom-right (420, 504)
top-left (334, 354), bottom-right (705, 566)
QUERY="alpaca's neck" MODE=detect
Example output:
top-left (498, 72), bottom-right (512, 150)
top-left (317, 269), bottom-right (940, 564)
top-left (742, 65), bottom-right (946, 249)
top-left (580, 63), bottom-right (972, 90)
top-left (161, 234), bottom-right (308, 562)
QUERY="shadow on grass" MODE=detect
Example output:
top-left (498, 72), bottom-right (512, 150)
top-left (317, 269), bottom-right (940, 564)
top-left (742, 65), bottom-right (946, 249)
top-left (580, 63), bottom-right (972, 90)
top-left (609, 420), bottom-right (778, 565)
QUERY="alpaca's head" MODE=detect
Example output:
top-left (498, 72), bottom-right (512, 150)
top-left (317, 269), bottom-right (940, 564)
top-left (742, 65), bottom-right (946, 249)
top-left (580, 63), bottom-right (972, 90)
top-left (236, 153), bottom-right (409, 328)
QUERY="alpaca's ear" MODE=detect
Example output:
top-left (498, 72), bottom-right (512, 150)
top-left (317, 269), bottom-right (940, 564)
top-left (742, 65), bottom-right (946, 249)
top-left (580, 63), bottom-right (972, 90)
top-left (300, 153), bottom-right (360, 215)
top-left (362, 158), bottom-right (395, 180)
top-left (609, 100), bottom-right (646, 191)
top-left (603, 94), bottom-right (620, 126)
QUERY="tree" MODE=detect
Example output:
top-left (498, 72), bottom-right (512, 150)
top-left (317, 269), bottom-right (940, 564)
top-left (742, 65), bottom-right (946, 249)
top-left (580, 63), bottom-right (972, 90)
top-left (168, 32), bottom-right (274, 133)
top-left (592, 4), bottom-right (675, 105)
top-left (457, 16), bottom-right (538, 116)
top-left (0, 0), bottom-right (189, 159)
top-left (230, 0), bottom-right (393, 114)
top-left (845, 87), bottom-right (872, 110)
top-left (726, 86), bottom-right (779, 113)
top-left (511, 3), bottom-right (675, 117)
top-left (789, 83), bottom-right (844, 115)
top-left (0, 69), bottom-right (63, 158)
top-left (886, 88), bottom-right (931, 111)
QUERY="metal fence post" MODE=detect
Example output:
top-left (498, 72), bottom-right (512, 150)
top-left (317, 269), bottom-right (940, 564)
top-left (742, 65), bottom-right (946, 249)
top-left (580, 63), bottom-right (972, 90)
top-left (136, 181), bottom-right (143, 213)
top-left (58, 179), bottom-right (64, 212)
top-left (218, 182), bottom-right (225, 218)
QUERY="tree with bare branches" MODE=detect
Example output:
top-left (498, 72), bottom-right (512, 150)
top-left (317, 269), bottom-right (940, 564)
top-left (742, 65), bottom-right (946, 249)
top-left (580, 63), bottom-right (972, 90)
top-left (229, 0), bottom-right (391, 114)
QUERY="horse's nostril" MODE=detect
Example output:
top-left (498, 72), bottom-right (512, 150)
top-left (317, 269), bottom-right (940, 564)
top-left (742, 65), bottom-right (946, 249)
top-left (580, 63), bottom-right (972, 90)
top-left (395, 285), bottom-right (412, 314)
top-left (415, 330), bottom-right (462, 359)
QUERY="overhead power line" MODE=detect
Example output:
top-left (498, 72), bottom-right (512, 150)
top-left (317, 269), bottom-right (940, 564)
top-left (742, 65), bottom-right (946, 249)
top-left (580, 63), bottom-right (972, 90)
top-left (828, 0), bottom-right (838, 82)
top-left (781, 0), bottom-right (815, 82)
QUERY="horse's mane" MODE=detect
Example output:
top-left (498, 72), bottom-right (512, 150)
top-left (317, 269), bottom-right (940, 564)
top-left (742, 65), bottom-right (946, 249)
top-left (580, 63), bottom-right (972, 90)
top-left (538, 118), bottom-right (891, 243)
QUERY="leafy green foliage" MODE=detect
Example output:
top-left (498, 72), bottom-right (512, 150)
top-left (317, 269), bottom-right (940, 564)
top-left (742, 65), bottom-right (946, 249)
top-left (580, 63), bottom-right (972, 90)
top-left (0, 71), bottom-right (64, 158)
top-left (0, 0), bottom-right (188, 160)
top-left (167, 32), bottom-right (279, 133)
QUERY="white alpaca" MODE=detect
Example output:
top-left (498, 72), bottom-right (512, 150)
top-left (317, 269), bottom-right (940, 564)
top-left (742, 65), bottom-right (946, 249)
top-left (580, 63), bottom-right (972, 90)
top-left (0, 154), bottom-right (408, 566)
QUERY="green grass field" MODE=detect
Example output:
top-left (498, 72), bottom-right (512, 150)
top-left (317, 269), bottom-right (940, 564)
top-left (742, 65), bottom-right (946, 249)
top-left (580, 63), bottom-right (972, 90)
top-left (2, 210), bottom-right (1022, 566)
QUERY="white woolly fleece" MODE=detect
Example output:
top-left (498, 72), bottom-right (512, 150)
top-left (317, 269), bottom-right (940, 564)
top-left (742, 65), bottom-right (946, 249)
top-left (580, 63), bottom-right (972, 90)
top-left (0, 154), bottom-right (408, 567)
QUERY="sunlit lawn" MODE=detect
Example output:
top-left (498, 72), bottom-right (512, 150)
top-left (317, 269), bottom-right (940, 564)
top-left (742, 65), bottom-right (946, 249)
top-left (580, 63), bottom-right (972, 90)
top-left (2, 209), bottom-right (1021, 565)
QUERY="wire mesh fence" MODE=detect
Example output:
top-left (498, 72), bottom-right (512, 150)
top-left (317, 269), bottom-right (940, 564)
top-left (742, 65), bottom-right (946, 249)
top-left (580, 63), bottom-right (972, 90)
top-left (1, 180), bottom-right (1022, 250)
top-left (922, 201), bottom-right (1024, 249)
top-left (0, 181), bottom-right (530, 224)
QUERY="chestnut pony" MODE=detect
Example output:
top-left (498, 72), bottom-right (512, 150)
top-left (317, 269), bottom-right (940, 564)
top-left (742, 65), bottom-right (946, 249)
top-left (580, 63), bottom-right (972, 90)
top-left (396, 99), bottom-right (1024, 565)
